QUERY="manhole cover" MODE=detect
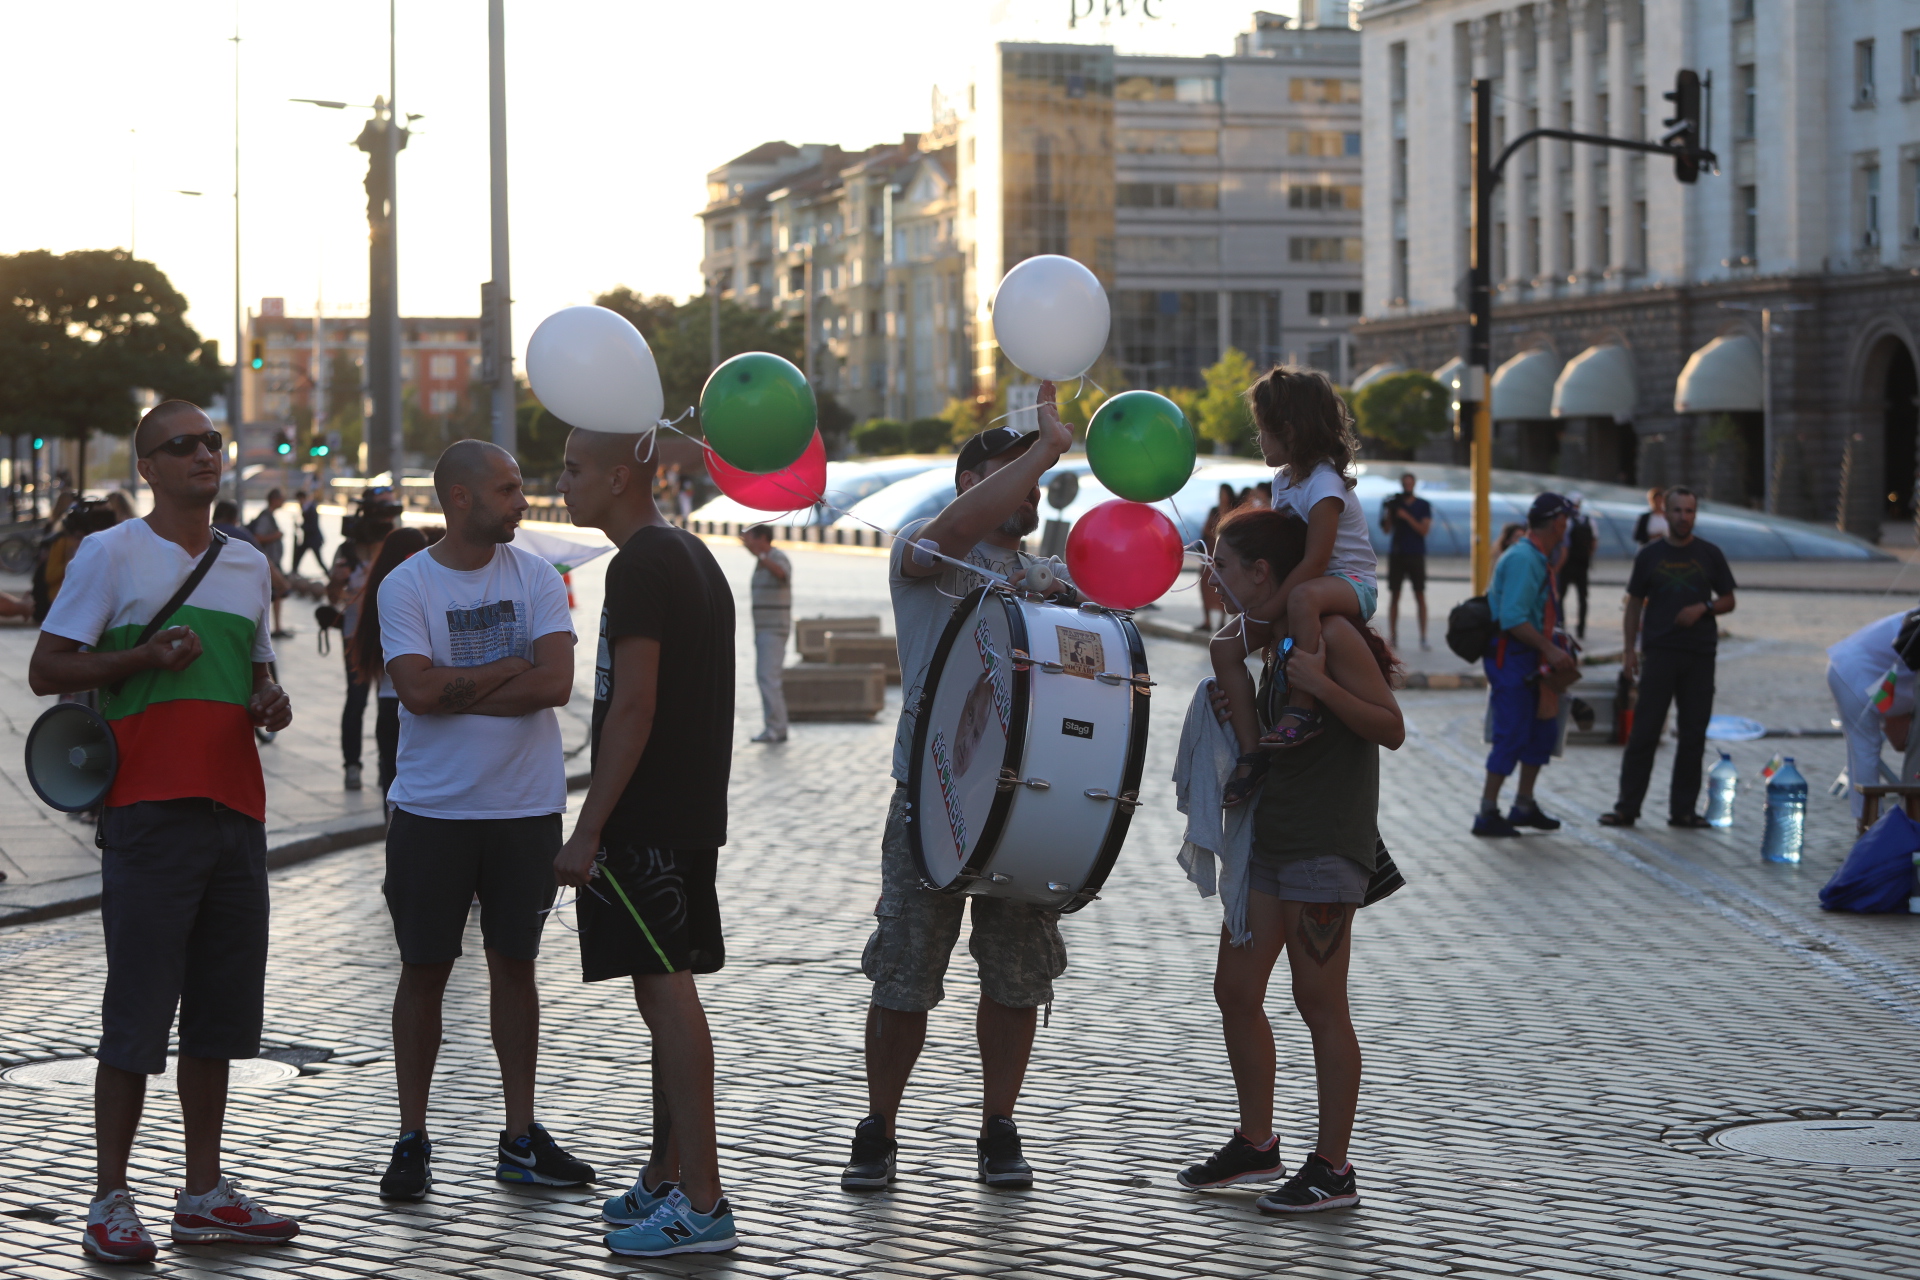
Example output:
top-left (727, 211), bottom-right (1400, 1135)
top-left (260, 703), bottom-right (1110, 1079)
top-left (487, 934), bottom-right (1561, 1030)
top-left (1708, 1119), bottom-right (1920, 1166)
top-left (1, 1055), bottom-right (300, 1090)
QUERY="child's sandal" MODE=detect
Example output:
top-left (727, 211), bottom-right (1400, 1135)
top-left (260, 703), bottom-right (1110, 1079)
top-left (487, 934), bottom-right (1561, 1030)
top-left (1266, 706), bottom-right (1325, 749)
top-left (1222, 751), bottom-right (1271, 808)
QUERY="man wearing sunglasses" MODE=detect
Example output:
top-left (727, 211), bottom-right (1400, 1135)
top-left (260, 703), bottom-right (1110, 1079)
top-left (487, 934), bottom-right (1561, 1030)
top-left (29, 400), bottom-right (296, 1264)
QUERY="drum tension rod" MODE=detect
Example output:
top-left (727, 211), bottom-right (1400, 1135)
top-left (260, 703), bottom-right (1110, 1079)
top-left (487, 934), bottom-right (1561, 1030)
top-left (999, 769), bottom-right (1053, 792)
top-left (1095, 671), bottom-right (1156, 693)
top-left (1083, 789), bottom-right (1144, 812)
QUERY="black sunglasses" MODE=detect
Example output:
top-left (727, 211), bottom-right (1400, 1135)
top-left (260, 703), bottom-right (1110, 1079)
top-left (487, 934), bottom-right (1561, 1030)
top-left (142, 430), bottom-right (223, 459)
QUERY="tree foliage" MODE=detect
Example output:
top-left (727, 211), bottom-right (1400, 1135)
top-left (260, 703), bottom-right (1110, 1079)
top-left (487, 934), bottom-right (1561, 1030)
top-left (591, 287), bottom-right (803, 422)
top-left (1196, 347), bottom-right (1257, 451)
top-left (0, 249), bottom-right (226, 444)
top-left (1351, 370), bottom-right (1448, 454)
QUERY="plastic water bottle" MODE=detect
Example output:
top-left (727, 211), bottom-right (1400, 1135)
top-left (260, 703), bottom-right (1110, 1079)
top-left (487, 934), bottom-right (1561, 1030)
top-left (1706, 752), bottom-right (1738, 828)
top-left (1761, 756), bottom-right (1807, 865)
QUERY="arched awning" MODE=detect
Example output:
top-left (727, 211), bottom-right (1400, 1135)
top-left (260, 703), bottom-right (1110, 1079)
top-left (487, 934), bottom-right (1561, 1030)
top-left (1431, 356), bottom-right (1465, 395)
top-left (1551, 344), bottom-right (1637, 422)
top-left (1673, 334), bottom-right (1763, 413)
top-left (1350, 361), bottom-right (1404, 391)
top-left (1491, 348), bottom-right (1561, 420)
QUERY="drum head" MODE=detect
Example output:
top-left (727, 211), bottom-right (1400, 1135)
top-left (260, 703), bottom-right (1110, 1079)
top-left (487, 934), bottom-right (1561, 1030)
top-left (908, 588), bottom-right (1025, 889)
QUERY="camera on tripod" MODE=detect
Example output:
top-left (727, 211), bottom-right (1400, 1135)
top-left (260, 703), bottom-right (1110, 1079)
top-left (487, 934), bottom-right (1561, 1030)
top-left (339, 488), bottom-right (402, 543)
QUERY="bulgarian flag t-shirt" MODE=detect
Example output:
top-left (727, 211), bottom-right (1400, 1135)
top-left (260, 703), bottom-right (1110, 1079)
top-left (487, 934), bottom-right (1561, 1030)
top-left (42, 518), bottom-right (275, 820)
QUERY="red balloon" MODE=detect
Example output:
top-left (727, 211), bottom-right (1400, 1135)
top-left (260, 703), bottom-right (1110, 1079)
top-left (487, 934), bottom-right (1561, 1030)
top-left (704, 430), bottom-right (826, 512)
top-left (1065, 499), bottom-right (1185, 610)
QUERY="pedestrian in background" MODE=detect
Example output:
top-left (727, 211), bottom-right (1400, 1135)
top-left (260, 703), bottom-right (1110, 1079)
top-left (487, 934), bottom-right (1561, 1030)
top-left (1558, 492), bottom-right (1595, 641)
top-left (247, 489), bottom-right (291, 638)
top-left (1379, 470), bottom-right (1432, 651)
top-left (1474, 493), bottom-right (1578, 837)
top-left (1600, 488), bottom-right (1736, 828)
top-left (375, 440), bottom-right (589, 1202)
top-left (1825, 610), bottom-right (1917, 821)
top-left (1632, 487), bottom-right (1668, 545)
top-left (30, 400), bottom-right (297, 1262)
top-left (1199, 482), bottom-right (1237, 632)
top-left (742, 524), bottom-right (791, 744)
top-left (352, 527), bottom-right (430, 797)
top-left (327, 496), bottom-right (397, 791)
top-left (291, 489), bottom-right (326, 575)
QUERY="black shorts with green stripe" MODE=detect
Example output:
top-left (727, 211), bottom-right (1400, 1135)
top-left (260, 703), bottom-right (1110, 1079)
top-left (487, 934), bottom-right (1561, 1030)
top-left (577, 843), bottom-right (725, 982)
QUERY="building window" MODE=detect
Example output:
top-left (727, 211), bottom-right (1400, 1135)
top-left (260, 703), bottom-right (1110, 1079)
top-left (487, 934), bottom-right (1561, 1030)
top-left (428, 355), bottom-right (455, 379)
top-left (1598, 207), bottom-right (1612, 270)
top-left (1858, 39), bottom-right (1877, 107)
top-left (1306, 291), bottom-right (1362, 317)
top-left (1116, 182), bottom-right (1220, 209)
top-left (1865, 162), bottom-right (1883, 248)
top-left (1731, 0), bottom-right (1753, 20)
top-left (1288, 131), bottom-right (1360, 158)
top-left (1289, 236), bottom-right (1362, 263)
top-left (1906, 30), bottom-right (1920, 98)
top-left (1392, 239), bottom-right (1409, 302)
top-left (1113, 290), bottom-right (1220, 388)
top-left (428, 390), bottom-right (458, 414)
top-left (1117, 129), bottom-right (1218, 155)
top-left (1117, 235), bottom-right (1221, 267)
top-left (712, 223), bottom-right (735, 251)
top-left (1738, 185), bottom-right (1758, 260)
top-left (1736, 64), bottom-right (1756, 138)
top-left (1115, 74), bottom-right (1219, 103)
top-left (1287, 183), bottom-right (1363, 211)
top-left (1634, 201), bottom-right (1647, 269)
top-left (1288, 78), bottom-right (1361, 104)
top-left (1230, 291), bottom-right (1282, 368)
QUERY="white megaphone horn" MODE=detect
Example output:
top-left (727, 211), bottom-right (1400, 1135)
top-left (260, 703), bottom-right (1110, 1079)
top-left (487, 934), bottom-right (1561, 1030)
top-left (25, 701), bottom-right (118, 813)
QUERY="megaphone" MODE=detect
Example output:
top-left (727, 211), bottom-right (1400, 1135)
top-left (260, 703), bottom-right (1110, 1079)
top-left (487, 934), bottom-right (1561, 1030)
top-left (25, 701), bottom-right (118, 812)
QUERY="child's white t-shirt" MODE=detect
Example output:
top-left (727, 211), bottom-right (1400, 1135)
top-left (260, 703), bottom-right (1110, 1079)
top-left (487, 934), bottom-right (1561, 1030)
top-left (1273, 462), bottom-right (1377, 587)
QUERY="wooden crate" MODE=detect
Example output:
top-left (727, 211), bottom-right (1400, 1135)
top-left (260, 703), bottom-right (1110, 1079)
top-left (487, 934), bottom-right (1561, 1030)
top-left (795, 615), bottom-right (881, 663)
top-left (826, 632), bottom-right (902, 684)
top-left (783, 663), bottom-right (888, 721)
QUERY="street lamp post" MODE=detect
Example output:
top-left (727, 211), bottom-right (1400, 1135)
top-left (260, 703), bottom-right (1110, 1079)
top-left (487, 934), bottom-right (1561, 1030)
top-left (487, 0), bottom-right (515, 452)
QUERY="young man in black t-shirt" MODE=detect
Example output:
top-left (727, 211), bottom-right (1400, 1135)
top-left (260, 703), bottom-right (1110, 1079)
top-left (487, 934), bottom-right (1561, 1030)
top-left (555, 428), bottom-right (738, 1258)
top-left (1600, 487), bottom-right (1737, 828)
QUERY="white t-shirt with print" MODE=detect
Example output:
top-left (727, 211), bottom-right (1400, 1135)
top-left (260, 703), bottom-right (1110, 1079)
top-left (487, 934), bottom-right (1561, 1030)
top-left (377, 541), bottom-right (575, 818)
top-left (1273, 462), bottom-right (1377, 588)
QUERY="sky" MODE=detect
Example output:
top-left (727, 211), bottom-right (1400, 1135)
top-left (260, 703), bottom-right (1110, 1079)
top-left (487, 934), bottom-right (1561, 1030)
top-left (2, 0), bottom-right (1295, 365)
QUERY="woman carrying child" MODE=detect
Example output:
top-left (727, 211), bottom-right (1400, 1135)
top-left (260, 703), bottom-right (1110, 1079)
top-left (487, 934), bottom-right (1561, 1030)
top-left (1177, 507), bottom-right (1404, 1212)
top-left (1211, 367), bottom-right (1379, 805)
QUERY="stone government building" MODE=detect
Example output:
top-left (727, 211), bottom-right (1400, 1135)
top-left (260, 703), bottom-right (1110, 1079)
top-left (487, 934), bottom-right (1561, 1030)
top-left (1351, 0), bottom-right (1920, 543)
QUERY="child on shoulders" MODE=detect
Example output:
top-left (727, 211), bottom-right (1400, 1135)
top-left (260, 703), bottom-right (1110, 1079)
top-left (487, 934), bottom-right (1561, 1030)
top-left (1209, 366), bottom-right (1379, 805)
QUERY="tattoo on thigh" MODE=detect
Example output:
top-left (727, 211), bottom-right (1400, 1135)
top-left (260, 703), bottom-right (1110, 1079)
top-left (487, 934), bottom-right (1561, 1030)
top-left (437, 676), bottom-right (478, 712)
top-left (1294, 904), bottom-right (1349, 966)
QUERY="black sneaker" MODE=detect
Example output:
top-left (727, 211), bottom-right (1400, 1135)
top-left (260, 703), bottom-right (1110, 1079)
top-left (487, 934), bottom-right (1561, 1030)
top-left (841, 1114), bottom-right (897, 1190)
top-left (1507, 801), bottom-right (1561, 831)
top-left (1472, 809), bottom-right (1521, 837)
top-left (495, 1122), bottom-right (595, 1186)
top-left (1256, 1152), bottom-right (1360, 1213)
top-left (977, 1115), bottom-right (1033, 1188)
top-left (380, 1130), bottom-right (433, 1200)
top-left (1177, 1129), bottom-right (1286, 1189)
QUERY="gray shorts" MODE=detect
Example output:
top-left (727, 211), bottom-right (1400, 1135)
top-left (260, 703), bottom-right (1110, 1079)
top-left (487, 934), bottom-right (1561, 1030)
top-left (1249, 852), bottom-right (1370, 904)
top-left (862, 786), bottom-right (1068, 1013)
top-left (99, 800), bottom-right (270, 1076)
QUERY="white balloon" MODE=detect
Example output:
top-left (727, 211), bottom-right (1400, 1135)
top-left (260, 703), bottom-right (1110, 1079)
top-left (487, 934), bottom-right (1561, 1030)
top-left (990, 255), bottom-right (1111, 381)
top-left (525, 305), bottom-right (664, 434)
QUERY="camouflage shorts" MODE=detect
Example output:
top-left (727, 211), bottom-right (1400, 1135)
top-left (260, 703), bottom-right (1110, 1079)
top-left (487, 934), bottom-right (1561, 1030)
top-left (862, 786), bottom-right (1068, 1013)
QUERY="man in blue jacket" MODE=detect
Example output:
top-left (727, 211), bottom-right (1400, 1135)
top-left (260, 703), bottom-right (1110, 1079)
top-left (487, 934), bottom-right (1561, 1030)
top-left (1475, 492), bottom-right (1578, 836)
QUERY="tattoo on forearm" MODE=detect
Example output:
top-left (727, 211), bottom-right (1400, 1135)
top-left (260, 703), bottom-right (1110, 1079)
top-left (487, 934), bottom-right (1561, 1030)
top-left (1294, 904), bottom-right (1350, 967)
top-left (437, 677), bottom-right (478, 713)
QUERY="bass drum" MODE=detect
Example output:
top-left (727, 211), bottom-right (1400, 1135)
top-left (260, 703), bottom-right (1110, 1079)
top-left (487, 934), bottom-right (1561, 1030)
top-left (907, 585), bottom-right (1149, 912)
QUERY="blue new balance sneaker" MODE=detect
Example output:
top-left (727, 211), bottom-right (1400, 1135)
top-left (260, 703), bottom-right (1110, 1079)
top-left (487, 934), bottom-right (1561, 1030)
top-left (602, 1170), bottom-right (678, 1224)
top-left (604, 1188), bottom-right (738, 1257)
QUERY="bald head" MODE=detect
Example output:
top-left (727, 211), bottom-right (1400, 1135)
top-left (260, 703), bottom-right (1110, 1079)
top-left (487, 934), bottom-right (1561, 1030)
top-left (568, 427), bottom-right (657, 473)
top-left (557, 427), bottom-right (660, 533)
top-left (135, 400), bottom-right (211, 456)
top-left (433, 438), bottom-right (515, 509)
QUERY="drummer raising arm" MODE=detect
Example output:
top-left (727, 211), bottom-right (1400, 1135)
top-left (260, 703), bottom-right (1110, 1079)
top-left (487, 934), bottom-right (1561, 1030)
top-left (841, 382), bottom-right (1074, 1193)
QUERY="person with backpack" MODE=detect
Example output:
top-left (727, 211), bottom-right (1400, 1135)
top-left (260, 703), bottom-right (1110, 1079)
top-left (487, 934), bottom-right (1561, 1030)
top-left (1472, 493), bottom-right (1577, 837)
top-left (1558, 493), bottom-right (1595, 641)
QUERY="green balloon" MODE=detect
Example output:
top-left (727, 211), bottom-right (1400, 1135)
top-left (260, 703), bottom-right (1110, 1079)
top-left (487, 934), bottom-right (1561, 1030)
top-left (699, 352), bottom-right (816, 474)
top-left (1085, 390), bottom-right (1197, 503)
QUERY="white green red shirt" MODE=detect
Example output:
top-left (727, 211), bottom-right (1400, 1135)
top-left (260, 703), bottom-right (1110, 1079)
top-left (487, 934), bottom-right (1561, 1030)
top-left (42, 519), bottom-right (275, 819)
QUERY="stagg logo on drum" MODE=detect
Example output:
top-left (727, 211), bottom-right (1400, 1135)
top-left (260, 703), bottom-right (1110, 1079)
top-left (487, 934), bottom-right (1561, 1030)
top-left (931, 729), bottom-right (967, 855)
top-left (1062, 718), bottom-right (1094, 739)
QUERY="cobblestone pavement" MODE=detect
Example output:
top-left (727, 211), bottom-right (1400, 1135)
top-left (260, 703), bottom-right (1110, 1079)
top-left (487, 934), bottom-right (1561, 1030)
top-left (3, 541), bottom-right (1919, 1278)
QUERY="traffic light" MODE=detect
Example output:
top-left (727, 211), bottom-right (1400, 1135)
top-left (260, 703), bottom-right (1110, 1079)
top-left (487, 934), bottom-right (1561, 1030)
top-left (31, 437), bottom-right (43, 451)
top-left (275, 425), bottom-right (295, 456)
top-left (249, 339), bottom-right (265, 370)
top-left (308, 442), bottom-right (330, 458)
top-left (1662, 69), bottom-right (1704, 184)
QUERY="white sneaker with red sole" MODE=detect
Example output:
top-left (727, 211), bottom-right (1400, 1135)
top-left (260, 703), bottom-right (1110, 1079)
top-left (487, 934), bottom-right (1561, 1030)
top-left (81, 1190), bottom-right (157, 1264)
top-left (170, 1177), bottom-right (300, 1244)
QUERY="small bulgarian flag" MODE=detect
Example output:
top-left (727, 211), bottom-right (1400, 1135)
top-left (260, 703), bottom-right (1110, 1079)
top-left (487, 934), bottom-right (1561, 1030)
top-left (1761, 753), bottom-right (1786, 782)
top-left (1870, 665), bottom-right (1901, 715)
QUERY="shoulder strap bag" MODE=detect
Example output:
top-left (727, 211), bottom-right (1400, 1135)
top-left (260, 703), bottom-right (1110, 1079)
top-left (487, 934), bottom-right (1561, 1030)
top-left (107, 529), bottom-right (228, 698)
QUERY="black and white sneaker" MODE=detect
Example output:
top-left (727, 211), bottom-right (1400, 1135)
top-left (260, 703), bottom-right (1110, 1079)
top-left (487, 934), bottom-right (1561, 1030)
top-left (380, 1130), bottom-right (433, 1200)
top-left (977, 1115), bottom-right (1033, 1188)
top-left (1256, 1152), bottom-right (1360, 1213)
top-left (495, 1122), bottom-right (595, 1187)
top-left (841, 1114), bottom-right (897, 1189)
top-left (1177, 1129), bottom-right (1286, 1189)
